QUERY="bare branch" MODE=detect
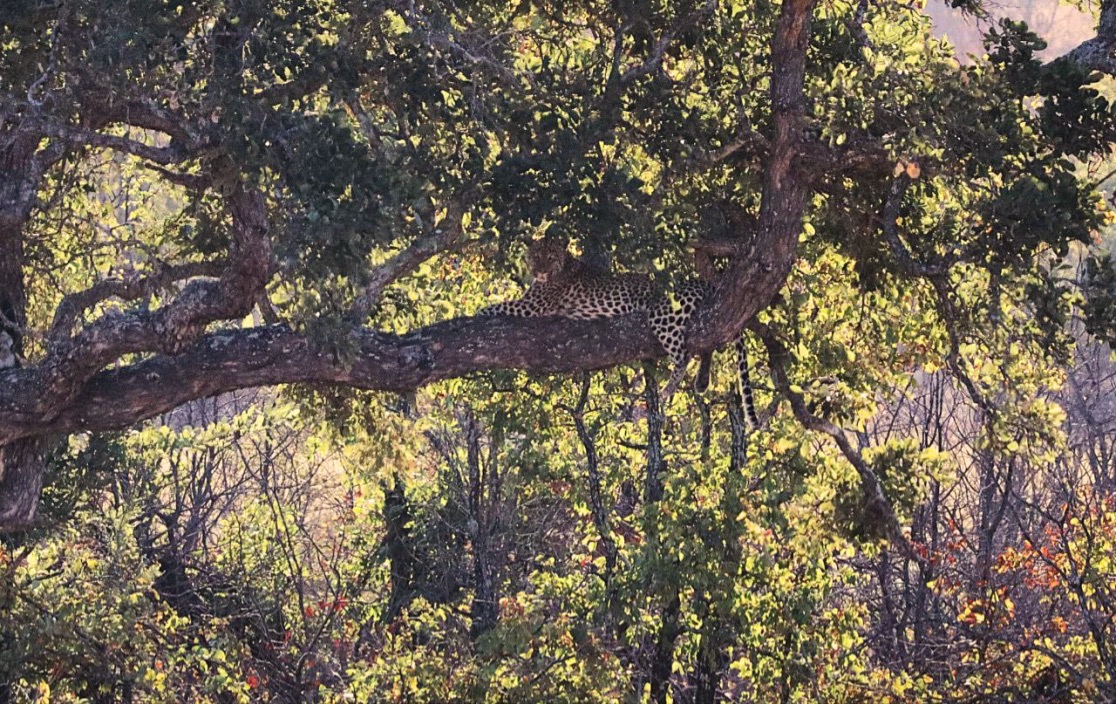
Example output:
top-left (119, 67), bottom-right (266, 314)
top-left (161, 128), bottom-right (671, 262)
top-left (26, 12), bottom-right (64, 107)
top-left (35, 122), bottom-right (190, 164)
top-left (619, 0), bottom-right (717, 86)
top-left (881, 174), bottom-right (953, 278)
top-left (565, 374), bottom-right (617, 585)
top-left (385, 0), bottom-right (526, 86)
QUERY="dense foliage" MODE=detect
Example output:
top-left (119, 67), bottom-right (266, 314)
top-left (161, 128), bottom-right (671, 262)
top-left (3, 0), bottom-right (1116, 701)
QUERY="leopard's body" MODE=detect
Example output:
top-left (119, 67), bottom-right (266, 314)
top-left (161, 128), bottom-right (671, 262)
top-left (481, 268), bottom-right (657, 320)
top-left (479, 239), bottom-right (760, 426)
top-left (654, 280), bottom-right (761, 426)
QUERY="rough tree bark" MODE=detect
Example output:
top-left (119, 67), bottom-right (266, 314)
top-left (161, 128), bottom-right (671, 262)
top-left (0, 125), bottom-right (61, 527)
top-left (688, 0), bottom-right (818, 353)
top-left (1062, 0), bottom-right (1116, 74)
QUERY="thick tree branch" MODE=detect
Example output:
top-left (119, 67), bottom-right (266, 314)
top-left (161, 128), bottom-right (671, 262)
top-left (34, 121), bottom-right (191, 165)
top-left (1062, 0), bottom-right (1116, 75)
top-left (0, 314), bottom-right (665, 445)
top-left (689, 0), bottom-right (819, 351)
top-left (83, 96), bottom-right (199, 146)
top-left (49, 261), bottom-right (226, 345)
top-left (801, 136), bottom-right (894, 186)
top-left (33, 185), bottom-right (272, 415)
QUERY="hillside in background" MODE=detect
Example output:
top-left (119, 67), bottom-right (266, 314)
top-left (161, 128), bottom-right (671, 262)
top-left (927, 0), bottom-right (1094, 58)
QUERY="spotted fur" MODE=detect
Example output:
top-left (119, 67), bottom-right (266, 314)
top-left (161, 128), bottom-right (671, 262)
top-left (651, 279), bottom-right (760, 430)
top-left (651, 279), bottom-right (711, 399)
top-left (734, 337), bottom-right (761, 428)
top-left (481, 239), bottom-right (760, 426)
top-left (479, 239), bottom-right (656, 320)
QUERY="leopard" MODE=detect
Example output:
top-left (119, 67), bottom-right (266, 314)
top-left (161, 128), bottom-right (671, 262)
top-left (657, 279), bottom-right (761, 427)
top-left (478, 239), bottom-right (694, 383)
top-left (479, 238), bottom-right (761, 428)
top-left (478, 238), bottom-right (657, 320)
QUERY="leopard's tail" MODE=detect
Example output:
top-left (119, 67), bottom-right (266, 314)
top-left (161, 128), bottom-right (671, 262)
top-left (734, 338), bottom-right (760, 429)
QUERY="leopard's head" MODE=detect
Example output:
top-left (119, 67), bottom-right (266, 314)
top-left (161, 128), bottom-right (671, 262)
top-left (526, 238), bottom-right (571, 283)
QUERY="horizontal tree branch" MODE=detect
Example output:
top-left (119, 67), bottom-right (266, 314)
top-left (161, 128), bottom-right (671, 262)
top-left (0, 313), bottom-right (666, 445)
top-left (84, 96), bottom-right (199, 146)
top-left (35, 121), bottom-right (191, 164)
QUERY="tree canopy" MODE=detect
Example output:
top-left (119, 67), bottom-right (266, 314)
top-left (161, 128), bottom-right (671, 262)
top-left (4, 0), bottom-right (1116, 700)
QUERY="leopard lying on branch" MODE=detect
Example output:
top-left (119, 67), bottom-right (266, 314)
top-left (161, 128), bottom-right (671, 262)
top-left (478, 238), bottom-right (760, 426)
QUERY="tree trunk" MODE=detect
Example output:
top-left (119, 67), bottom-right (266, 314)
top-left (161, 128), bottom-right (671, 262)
top-left (0, 440), bottom-right (45, 529)
top-left (0, 182), bottom-right (39, 529)
top-left (465, 413), bottom-right (500, 639)
top-left (643, 362), bottom-right (666, 504)
top-left (0, 297), bottom-right (43, 529)
top-left (383, 477), bottom-right (417, 622)
top-left (692, 625), bottom-right (729, 704)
